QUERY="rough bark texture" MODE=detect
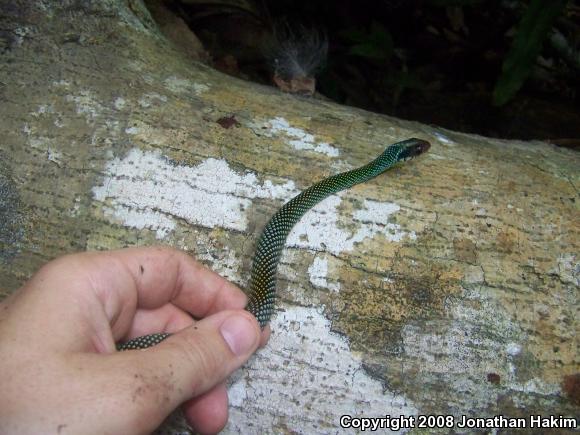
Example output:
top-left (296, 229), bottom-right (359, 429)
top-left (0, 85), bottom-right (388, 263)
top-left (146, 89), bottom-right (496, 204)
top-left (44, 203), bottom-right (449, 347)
top-left (0, 2), bottom-right (578, 434)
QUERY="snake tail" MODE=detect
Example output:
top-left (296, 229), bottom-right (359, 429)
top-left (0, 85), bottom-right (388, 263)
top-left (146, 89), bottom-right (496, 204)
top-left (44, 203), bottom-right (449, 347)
top-left (117, 138), bottom-right (430, 351)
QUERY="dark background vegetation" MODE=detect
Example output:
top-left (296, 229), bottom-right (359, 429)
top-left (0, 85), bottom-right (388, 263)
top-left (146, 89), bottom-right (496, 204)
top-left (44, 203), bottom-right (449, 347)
top-left (162, 0), bottom-right (579, 148)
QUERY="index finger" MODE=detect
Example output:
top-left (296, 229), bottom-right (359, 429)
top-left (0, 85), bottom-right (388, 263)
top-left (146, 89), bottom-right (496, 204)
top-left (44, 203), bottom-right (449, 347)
top-left (107, 246), bottom-right (248, 316)
top-left (2, 246), bottom-right (248, 354)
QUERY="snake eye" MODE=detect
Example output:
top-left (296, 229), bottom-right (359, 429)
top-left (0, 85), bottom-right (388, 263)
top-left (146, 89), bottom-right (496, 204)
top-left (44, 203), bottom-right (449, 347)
top-left (398, 138), bottom-right (431, 161)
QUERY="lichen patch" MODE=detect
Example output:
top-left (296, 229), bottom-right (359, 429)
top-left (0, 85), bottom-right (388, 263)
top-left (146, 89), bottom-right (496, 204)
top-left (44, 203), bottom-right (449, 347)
top-left (228, 306), bottom-right (418, 434)
top-left (163, 76), bottom-right (209, 95)
top-left (92, 148), bottom-right (295, 238)
top-left (287, 197), bottom-right (416, 255)
top-left (265, 117), bottom-right (339, 157)
top-left (308, 256), bottom-right (340, 292)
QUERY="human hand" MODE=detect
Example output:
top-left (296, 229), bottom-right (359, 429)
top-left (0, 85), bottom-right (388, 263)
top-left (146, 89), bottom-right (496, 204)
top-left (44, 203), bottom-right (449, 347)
top-left (0, 246), bottom-right (268, 434)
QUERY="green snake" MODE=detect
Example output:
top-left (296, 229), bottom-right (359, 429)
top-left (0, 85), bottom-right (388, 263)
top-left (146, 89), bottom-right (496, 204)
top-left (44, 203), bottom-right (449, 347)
top-left (117, 138), bottom-right (430, 351)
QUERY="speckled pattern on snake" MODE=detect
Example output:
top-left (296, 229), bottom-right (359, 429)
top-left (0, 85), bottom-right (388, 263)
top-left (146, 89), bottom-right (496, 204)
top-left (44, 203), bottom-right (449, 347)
top-left (117, 138), bottom-right (430, 351)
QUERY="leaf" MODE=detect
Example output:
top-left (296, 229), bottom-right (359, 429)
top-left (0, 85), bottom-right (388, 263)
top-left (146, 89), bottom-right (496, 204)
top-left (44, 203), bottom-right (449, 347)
top-left (493, 0), bottom-right (568, 106)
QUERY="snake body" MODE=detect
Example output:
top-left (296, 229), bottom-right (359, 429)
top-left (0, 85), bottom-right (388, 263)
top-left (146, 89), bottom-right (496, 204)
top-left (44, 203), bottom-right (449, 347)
top-left (117, 138), bottom-right (430, 350)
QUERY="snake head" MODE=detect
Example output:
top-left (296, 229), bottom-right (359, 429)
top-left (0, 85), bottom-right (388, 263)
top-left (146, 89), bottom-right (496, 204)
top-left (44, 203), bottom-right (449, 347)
top-left (395, 138), bottom-right (431, 162)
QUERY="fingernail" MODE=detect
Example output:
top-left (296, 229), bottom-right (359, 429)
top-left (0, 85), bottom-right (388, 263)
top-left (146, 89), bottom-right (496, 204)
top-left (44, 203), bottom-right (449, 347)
top-left (220, 314), bottom-right (257, 356)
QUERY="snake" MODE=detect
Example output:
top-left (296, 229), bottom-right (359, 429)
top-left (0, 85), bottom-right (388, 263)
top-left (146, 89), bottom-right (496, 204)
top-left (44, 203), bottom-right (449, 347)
top-left (117, 138), bottom-right (430, 351)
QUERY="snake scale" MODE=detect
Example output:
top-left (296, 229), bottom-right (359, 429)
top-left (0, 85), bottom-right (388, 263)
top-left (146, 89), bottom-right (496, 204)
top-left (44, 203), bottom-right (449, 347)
top-left (117, 138), bottom-right (430, 351)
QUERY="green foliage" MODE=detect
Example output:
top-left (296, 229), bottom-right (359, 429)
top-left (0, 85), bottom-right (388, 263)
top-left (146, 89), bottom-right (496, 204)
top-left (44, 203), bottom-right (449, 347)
top-left (342, 21), bottom-right (393, 61)
top-left (493, 0), bottom-right (568, 106)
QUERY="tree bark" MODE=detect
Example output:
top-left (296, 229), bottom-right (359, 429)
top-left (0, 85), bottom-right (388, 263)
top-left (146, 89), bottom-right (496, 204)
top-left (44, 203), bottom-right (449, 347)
top-left (0, 1), bottom-right (578, 434)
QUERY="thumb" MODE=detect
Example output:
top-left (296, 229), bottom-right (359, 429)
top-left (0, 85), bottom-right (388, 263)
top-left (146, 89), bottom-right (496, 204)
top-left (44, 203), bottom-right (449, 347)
top-left (107, 310), bottom-right (260, 432)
